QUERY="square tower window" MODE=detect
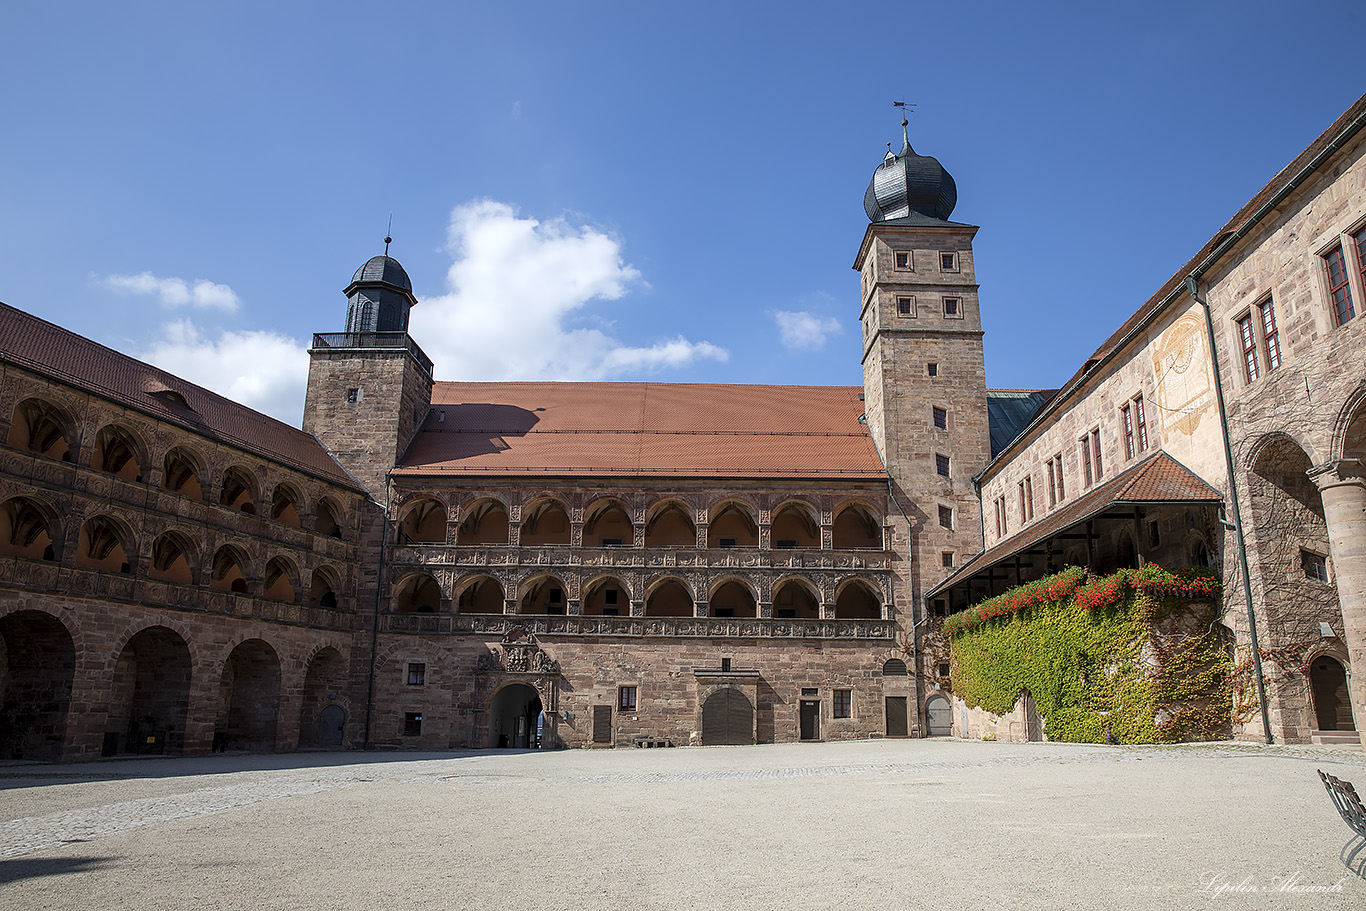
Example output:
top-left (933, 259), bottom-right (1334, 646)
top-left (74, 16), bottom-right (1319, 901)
top-left (940, 252), bottom-right (958, 272)
top-left (1302, 549), bottom-right (1329, 583)
top-left (943, 297), bottom-right (961, 318)
top-left (406, 663), bottom-right (425, 686)
top-left (403, 713), bottom-right (422, 736)
top-left (935, 454), bottom-right (950, 477)
top-left (897, 296), bottom-right (914, 316)
top-left (933, 406), bottom-right (947, 429)
top-left (941, 552), bottom-right (954, 568)
top-left (938, 504), bottom-right (953, 529)
top-left (346, 388), bottom-right (360, 403)
top-left (894, 251), bottom-right (912, 270)
top-left (927, 362), bottom-right (939, 377)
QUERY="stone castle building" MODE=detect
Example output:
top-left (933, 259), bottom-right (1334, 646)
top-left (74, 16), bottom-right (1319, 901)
top-left (2, 96), bottom-right (1363, 760)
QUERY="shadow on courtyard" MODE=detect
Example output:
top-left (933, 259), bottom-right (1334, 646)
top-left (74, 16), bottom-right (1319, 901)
top-left (0, 856), bottom-right (113, 884)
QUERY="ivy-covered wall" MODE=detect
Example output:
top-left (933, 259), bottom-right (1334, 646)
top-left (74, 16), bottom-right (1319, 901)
top-left (945, 565), bottom-right (1232, 743)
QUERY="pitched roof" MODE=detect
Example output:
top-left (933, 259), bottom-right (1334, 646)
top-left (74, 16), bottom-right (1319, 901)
top-left (0, 303), bottom-right (362, 492)
top-left (927, 451), bottom-right (1222, 598)
top-left (395, 381), bottom-right (887, 480)
top-left (986, 389), bottom-right (1057, 458)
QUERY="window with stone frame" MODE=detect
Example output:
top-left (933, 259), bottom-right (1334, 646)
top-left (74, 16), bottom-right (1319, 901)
top-left (926, 361), bottom-right (939, 377)
top-left (618, 685), bottom-right (637, 712)
top-left (938, 504), bottom-right (953, 529)
top-left (897, 296), bottom-right (914, 317)
top-left (1325, 245), bottom-right (1356, 326)
top-left (1356, 226), bottom-right (1366, 297)
top-left (943, 297), bottom-right (961, 318)
top-left (1080, 434), bottom-right (1094, 487)
top-left (1302, 549), bottom-right (1329, 584)
top-left (403, 713), bottom-right (422, 736)
top-left (1236, 311), bottom-right (1261, 382)
top-left (1018, 475), bottom-right (1034, 523)
top-left (1091, 428), bottom-right (1103, 481)
top-left (933, 405), bottom-right (947, 429)
top-left (1258, 299), bottom-right (1281, 372)
top-left (1133, 395), bottom-right (1148, 452)
top-left (894, 250), bottom-right (912, 270)
top-left (940, 252), bottom-right (958, 272)
top-left (407, 663), bottom-right (425, 686)
top-left (1122, 402), bottom-right (1138, 459)
top-left (833, 689), bottom-right (852, 719)
top-left (936, 453), bottom-right (950, 477)
top-left (994, 495), bottom-right (1008, 538)
top-left (941, 551), bottom-right (954, 568)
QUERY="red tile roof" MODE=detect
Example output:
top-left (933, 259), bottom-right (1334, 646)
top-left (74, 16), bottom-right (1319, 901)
top-left (927, 451), bottom-right (1222, 598)
top-left (396, 381), bottom-right (887, 479)
top-left (0, 303), bottom-right (362, 492)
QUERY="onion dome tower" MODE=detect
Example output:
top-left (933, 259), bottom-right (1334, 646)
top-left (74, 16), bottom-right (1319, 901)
top-left (343, 239), bottom-right (418, 333)
top-left (863, 120), bottom-right (958, 223)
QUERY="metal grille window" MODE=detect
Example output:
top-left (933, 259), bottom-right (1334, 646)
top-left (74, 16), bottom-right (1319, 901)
top-left (618, 686), bottom-right (637, 712)
top-left (933, 406), bottom-right (947, 429)
top-left (926, 362), bottom-right (938, 377)
top-left (833, 690), bottom-right (852, 719)
top-left (406, 663), bottom-right (425, 686)
top-left (936, 453), bottom-right (950, 477)
top-left (938, 504), bottom-right (953, 529)
top-left (1238, 313), bottom-right (1260, 381)
top-left (1326, 246), bottom-right (1356, 325)
top-left (942, 551), bottom-right (953, 567)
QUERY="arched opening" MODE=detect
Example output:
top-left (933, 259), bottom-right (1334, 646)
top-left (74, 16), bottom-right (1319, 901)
top-left (772, 579), bottom-right (820, 620)
top-left (708, 580), bottom-right (756, 619)
top-left (220, 467), bottom-right (257, 514)
top-left (92, 424), bottom-right (143, 482)
top-left (298, 647), bottom-right (347, 748)
top-left (882, 658), bottom-right (908, 676)
top-left (457, 575), bottom-right (505, 614)
top-left (270, 485), bottom-right (301, 527)
top-left (210, 545), bottom-right (250, 594)
top-left (149, 531), bottom-right (195, 584)
top-left (398, 497), bottom-right (446, 544)
top-left (707, 502), bottom-right (758, 549)
top-left (771, 502), bottom-right (819, 549)
top-left (263, 556), bottom-right (298, 602)
top-left (1188, 533), bottom-right (1213, 568)
top-left (0, 497), bottom-right (58, 561)
top-left (582, 576), bottom-right (629, 616)
top-left (0, 610), bottom-right (75, 760)
top-left (646, 578), bottom-right (694, 617)
top-left (644, 502), bottom-right (695, 547)
top-left (521, 499), bottom-right (570, 546)
top-left (832, 504), bottom-right (881, 549)
top-left (106, 626), bottom-right (191, 755)
top-left (6, 398), bottom-right (73, 461)
top-left (489, 683), bottom-right (543, 749)
top-left (75, 515), bottom-right (132, 573)
top-left (701, 687), bottom-right (754, 745)
top-left (216, 639), bottom-right (280, 751)
top-left (584, 501), bottom-right (634, 547)
top-left (1114, 530), bottom-right (1137, 571)
top-left (1310, 656), bottom-right (1355, 732)
top-left (458, 499), bottom-right (509, 545)
top-left (925, 695), bottom-right (952, 736)
top-left (393, 573), bottom-right (442, 613)
top-left (834, 580), bottom-right (881, 619)
top-left (162, 447), bottom-right (204, 500)
top-left (314, 497), bottom-right (344, 539)
top-left (309, 567), bottom-right (340, 608)
top-left (519, 575), bottom-right (568, 615)
top-left (1249, 437), bottom-right (1331, 618)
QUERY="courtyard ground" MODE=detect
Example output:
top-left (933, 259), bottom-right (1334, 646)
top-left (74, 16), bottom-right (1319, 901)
top-left (1, 738), bottom-right (1364, 910)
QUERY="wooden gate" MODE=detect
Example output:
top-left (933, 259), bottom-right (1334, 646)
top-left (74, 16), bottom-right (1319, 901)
top-left (925, 695), bottom-right (952, 736)
top-left (701, 687), bottom-right (754, 745)
top-left (885, 696), bottom-right (908, 737)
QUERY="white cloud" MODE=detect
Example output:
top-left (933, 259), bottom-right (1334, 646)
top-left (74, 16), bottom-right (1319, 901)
top-left (771, 309), bottom-right (843, 350)
top-left (409, 200), bottom-right (728, 380)
top-left (138, 319), bottom-right (309, 424)
top-left (103, 271), bottom-right (241, 312)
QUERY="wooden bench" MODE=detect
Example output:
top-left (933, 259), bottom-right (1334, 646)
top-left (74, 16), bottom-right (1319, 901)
top-left (1318, 770), bottom-right (1366, 838)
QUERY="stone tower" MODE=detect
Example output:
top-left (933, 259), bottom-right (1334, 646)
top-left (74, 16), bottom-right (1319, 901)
top-left (303, 250), bottom-right (434, 500)
top-left (852, 122), bottom-right (990, 623)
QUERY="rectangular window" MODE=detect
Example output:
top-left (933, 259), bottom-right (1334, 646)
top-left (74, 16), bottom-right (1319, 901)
top-left (1302, 549), bottom-right (1329, 583)
top-left (618, 686), bottom-right (637, 712)
top-left (1046, 459), bottom-right (1057, 508)
top-left (994, 496), bottom-right (1007, 538)
top-left (1256, 300), bottom-right (1281, 371)
top-left (895, 251), bottom-right (911, 270)
top-left (1018, 475), bottom-right (1033, 522)
top-left (1326, 246), bottom-right (1356, 325)
top-left (1237, 312), bottom-right (1260, 382)
top-left (937, 662), bottom-right (950, 678)
top-left (1053, 454), bottom-right (1065, 501)
top-left (406, 663), bottom-right (425, 686)
top-left (933, 599), bottom-right (948, 617)
top-left (1122, 403), bottom-right (1136, 459)
top-left (345, 388), bottom-right (360, 403)
top-left (896, 296), bottom-right (913, 316)
top-left (1091, 429), bottom-right (1103, 481)
top-left (1133, 396), bottom-right (1148, 452)
top-left (1080, 435), bottom-right (1093, 487)
top-left (926, 362), bottom-right (938, 377)
top-left (1357, 227), bottom-right (1366, 292)
top-left (942, 551), bottom-right (953, 568)
top-left (403, 713), bottom-right (422, 736)
top-left (938, 504), bottom-right (953, 529)
top-left (940, 252), bottom-right (957, 271)
top-left (943, 297), bottom-right (960, 317)
top-left (833, 689), bottom-right (852, 719)
top-left (932, 406), bottom-right (947, 429)
top-left (935, 453), bottom-right (950, 477)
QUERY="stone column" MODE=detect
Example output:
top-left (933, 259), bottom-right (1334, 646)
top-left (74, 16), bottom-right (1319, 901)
top-left (1310, 459), bottom-right (1366, 749)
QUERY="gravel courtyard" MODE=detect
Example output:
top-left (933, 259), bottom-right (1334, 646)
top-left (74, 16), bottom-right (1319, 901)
top-left (1, 739), bottom-right (1364, 910)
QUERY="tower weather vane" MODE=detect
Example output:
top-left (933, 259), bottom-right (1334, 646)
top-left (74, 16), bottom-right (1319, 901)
top-left (384, 214), bottom-right (393, 256)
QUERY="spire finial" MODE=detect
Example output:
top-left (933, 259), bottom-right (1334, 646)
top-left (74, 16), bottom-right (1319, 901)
top-left (893, 100), bottom-right (916, 151)
top-left (384, 214), bottom-right (393, 256)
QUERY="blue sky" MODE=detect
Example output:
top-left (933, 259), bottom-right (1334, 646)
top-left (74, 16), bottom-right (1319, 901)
top-left (1, 2), bottom-right (1361, 422)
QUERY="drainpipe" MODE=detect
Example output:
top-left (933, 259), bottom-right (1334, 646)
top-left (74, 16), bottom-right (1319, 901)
top-left (362, 471), bottom-right (393, 750)
top-left (1185, 276), bottom-right (1273, 744)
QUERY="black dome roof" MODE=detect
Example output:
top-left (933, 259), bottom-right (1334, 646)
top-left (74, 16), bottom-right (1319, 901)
top-left (350, 255), bottom-right (412, 293)
top-left (864, 140), bottom-right (958, 223)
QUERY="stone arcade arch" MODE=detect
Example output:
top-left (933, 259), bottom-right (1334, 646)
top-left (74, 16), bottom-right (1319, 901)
top-left (521, 498), bottom-right (570, 546)
top-left (7, 397), bottom-right (74, 461)
top-left (708, 579), bottom-right (757, 619)
top-left (106, 626), bottom-right (191, 755)
top-left (162, 446), bottom-right (205, 499)
top-left (644, 501), bottom-right (695, 547)
top-left (309, 566), bottom-right (341, 608)
top-left (393, 573), bottom-right (443, 613)
top-left (92, 423), bottom-right (144, 482)
top-left (270, 484), bottom-right (302, 527)
top-left (299, 647), bottom-right (348, 748)
top-left (0, 610), bottom-right (75, 760)
top-left (458, 498), bottom-right (509, 545)
top-left (210, 544), bottom-right (250, 593)
top-left (834, 579), bottom-right (882, 619)
top-left (314, 496), bottom-right (344, 539)
top-left (219, 466), bottom-right (258, 514)
top-left (584, 499), bottom-right (634, 547)
top-left (832, 503), bottom-right (881, 549)
top-left (646, 577), bottom-right (694, 617)
top-left (149, 530), bottom-right (196, 585)
top-left (707, 501), bottom-right (758, 549)
top-left (0, 496), bottom-right (60, 561)
top-left (772, 578), bottom-right (820, 620)
top-left (75, 514), bottom-right (133, 573)
top-left (263, 556), bottom-right (299, 602)
top-left (700, 687), bottom-right (754, 745)
top-left (519, 575), bottom-right (568, 615)
top-left (398, 497), bottom-right (446, 544)
top-left (771, 501), bottom-right (820, 550)
top-left (457, 575), bottom-right (505, 614)
top-left (216, 639), bottom-right (281, 751)
top-left (581, 575), bottom-right (630, 616)
top-left (489, 682), bottom-right (542, 749)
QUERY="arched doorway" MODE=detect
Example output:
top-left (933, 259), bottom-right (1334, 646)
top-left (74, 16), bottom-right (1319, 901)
top-left (1310, 656), bottom-right (1355, 732)
top-left (490, 683), bottom-right (542, 749)
top-left (107, 626), bottom-right (191, 755)
top-left (701, 687), bottom-right (754, 745)
top-left (299, 647), bottom-right (348, 748)
top-left (216, 639), bottom-right (281, 751)
top-left (0, 610), bottom-right (75, 760)
top-left (925, 695), bottom-right (952, 736)
top-left (317, 705), bottom-right (346, 746)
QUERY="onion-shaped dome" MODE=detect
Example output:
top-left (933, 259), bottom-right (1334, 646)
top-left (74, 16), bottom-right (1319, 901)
top-left (350, 255), bottom-right (412, 293)
top-left (864, 134), bottom-right (957, 223)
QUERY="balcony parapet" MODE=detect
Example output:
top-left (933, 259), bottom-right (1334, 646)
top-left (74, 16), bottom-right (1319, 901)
top-left (382, 612), bottom-right (896, 640)
top-left (386, 545), bottom-right (892, 573)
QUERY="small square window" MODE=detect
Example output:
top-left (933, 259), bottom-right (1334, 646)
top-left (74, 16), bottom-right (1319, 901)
top-left (942, 551), bottom-right (954, 568)
top-left (937, 662), bottom-right (950, 678)
top-left (896, 296), bottom-right (914, 316)
top-left (926, 362), bottom-right (938, 377)
top-left (935, 453), bottom-right (950, 477)
top-left (1302, 550), bottom-right (1329, 583)
top-left (894, 251), bottom-right (911, 270)
top-left (833, 689), bottom-right (852, 719)
top-left (933, 406), bottom-right (947, 429)
top-left (938, 505), bottom-right (953, 529)
top-left (406, 663), bottom-right (425, 686)
top-left (403, 712), bottom-right (422, 736)
top-left (618, 685), bottom-right (638, 712)
top-left (346, 388), bottom-right (360, 403)
top-left (940, 252), bottom-right (957, 271)
top-left (943, 297), bottom-right (960, 318)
